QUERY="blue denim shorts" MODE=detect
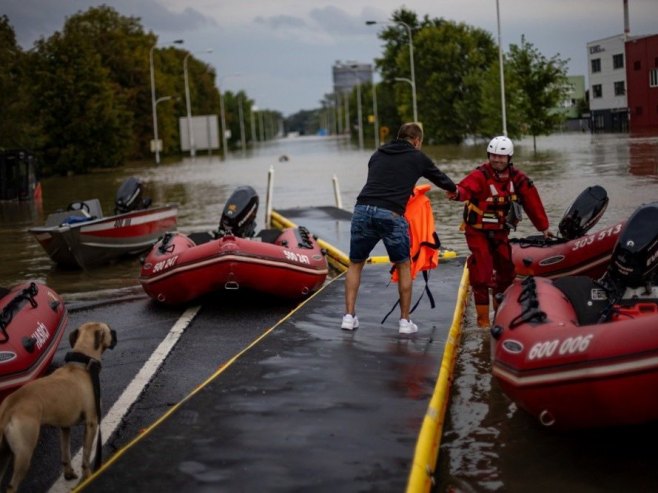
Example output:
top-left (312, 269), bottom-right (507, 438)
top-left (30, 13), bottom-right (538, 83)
top-left (349, 204), bottom-right (410, 263)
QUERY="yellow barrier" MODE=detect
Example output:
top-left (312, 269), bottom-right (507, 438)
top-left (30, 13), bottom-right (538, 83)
top-left (406, 265), bottom-right (470, 492)
top-left (270, 210), bottom-right (459, 274)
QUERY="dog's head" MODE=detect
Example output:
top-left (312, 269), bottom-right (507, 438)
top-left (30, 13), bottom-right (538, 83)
top-left (68, 322), bottom-right (117, 359)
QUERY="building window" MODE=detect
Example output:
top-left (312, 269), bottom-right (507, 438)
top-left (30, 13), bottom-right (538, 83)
top-left (634, 60), bottom-right (641, 70)
top-left (651, 68), bottom-right (658, 88)
top-left (593, 84), bottom-right (602, 98)
top-left (614, 81), bottom-right (625, 96)
top-left (591, 58), bottom-right (601, 73)
top-left (613, 54), bottom-right (624, 69)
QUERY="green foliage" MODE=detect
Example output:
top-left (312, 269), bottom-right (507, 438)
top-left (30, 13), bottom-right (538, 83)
top-left (1, 5), bottom-right (576, 173)
top-left (506, 35), bottom-right (570, 141)
top-left (0, 16), bottom-right (37, 149)
top-left (374, 9), bottom-right (498, 144)
top-left (2, 6), bottom-right (261, 174)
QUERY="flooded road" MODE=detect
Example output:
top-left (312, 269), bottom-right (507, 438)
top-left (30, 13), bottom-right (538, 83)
top-left (3, 132), bottom-right (656, 299)
top-left (1, 132), bottom-right (657, 492)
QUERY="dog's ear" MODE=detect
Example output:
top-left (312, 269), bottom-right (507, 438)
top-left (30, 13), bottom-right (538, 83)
top-left (69, 328), bottom-right (80, 348)
top-left (109, 329), bottom-right (118, 350)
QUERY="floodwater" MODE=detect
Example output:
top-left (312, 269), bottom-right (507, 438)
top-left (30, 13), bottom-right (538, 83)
top-left (1, 132), bottom-right (657, 491)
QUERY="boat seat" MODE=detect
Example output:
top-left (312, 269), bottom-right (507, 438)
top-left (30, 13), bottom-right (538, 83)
top-left (44, 210), bottom-right (89, 227)
top-left (187, 231), bottom-right (216, 246)
top-left (80, 199), bottom-right (103, 218)
top-left (552, 276), bottom-right (610, 326)
top-left (256, 228), bottom-right (282, 244)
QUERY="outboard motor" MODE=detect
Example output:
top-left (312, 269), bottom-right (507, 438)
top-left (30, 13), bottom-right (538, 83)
top-left (115, 177), bottom-right (151, 214)
top-left (607, 201), bottom-right (658, 289)
top-left (218, 185), bottom-right (258, 238)
top-left (558, 185), bottom-right (608, 240)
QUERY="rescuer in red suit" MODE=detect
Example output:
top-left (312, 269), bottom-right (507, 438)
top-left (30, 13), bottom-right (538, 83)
top-left (448, 136), bottom-right (554, 328)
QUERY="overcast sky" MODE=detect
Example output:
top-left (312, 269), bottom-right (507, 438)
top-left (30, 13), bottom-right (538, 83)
top-left (5, 0), bottom-right (657, 116)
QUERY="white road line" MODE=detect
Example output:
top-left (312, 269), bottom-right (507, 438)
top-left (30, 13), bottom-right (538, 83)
top-left (48, 305), bottom-right (201, 493)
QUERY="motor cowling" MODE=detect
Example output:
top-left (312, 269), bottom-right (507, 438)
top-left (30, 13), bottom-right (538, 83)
top-left (219, 185), bottom-right (258, 238)
top-left (115, 177), bottom-right (151, 214)
top-left (558, 185), bottom-right (608, 240)
top-left (608, 201), bottom-right (658, 288)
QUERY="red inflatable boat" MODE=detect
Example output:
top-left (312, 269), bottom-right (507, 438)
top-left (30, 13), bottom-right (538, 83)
top-left (491, 201), bottom-right (658, 429)
top-left (511, 220), bottom-right (624, 279)
top-left (139, 186), bottom-right (328, 305)
top-left (0, 282), bottom-right (68, 401)
top-left (511, 185), bottom-right (622, 279)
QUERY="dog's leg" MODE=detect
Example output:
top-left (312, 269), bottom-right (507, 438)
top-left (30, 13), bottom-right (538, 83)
top-left (59, 427), bottom-right (77, 480)
top-left (79, 420), bottom-right (98, 481)
top-left (0, 436), bottom-right (11, 485)
top-left (5, 417), bottom-right (39, 493)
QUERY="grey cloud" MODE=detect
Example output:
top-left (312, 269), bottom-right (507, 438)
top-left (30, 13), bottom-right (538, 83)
top-left (4, 0), bottom-right (215, 49)
top-left (308, 6), bottom-right (367, 35)
top-left (253, 15), bottom-right (307, 30)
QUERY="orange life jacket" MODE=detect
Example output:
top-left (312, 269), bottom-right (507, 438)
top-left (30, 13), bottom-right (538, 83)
top-left (383, 184), bottom-right (439, 323)
top-left (392, 184), bottom-right (440, 281)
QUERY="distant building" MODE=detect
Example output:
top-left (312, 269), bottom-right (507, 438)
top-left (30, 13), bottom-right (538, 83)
top-left (563, 76), bottom-right (586, 119)
top-left (332, 61), bottom-right (372, 94)
top-left (556, 75), bottom-right (588, 132)
top-left (587, 35), bottom-right (629, 132)
top-left (332, 61), bottom-right (373, 135)
top-left (625, 33), bottom-right (658, 132)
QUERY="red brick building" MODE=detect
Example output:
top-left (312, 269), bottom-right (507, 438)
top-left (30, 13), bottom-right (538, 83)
top-left (625, 33), bottom-right (658, 132)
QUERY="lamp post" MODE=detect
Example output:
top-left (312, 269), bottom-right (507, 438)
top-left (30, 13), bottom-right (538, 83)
top-left (183, 49), bottom-right (213, 158)
top-left (394, 77), bottom-right (416, 122)
top-left (217, 73), bottom-right (241, 159)
top-left (150, 39), bottom-right (183, 164)
top-left (349, 65), bottom-right (364, 151)
top-left (250, 105), bottom-right (258, 144)
top-left (366, 20), bottom-right (417, 122)
top-left (372, 81), bottom-right (379, 148)
top-left (496, 0), bottom-right (508, 136)
top-left (237, 94), bottom-right (246, 153)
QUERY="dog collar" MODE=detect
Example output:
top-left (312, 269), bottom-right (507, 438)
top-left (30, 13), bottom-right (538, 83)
top-left (64, 351), bottom-right (101, 370)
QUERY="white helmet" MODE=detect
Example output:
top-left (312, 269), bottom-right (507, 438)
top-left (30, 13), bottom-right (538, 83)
top-left (487, 136), bottom-right (514, 157)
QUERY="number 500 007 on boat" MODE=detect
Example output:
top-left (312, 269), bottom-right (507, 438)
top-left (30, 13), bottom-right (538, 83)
top-left (139, 186), bottom-right (328, 305)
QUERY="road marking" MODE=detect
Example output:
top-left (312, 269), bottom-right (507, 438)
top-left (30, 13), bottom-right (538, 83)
top-left (49, 305), bottom-right (201, 493)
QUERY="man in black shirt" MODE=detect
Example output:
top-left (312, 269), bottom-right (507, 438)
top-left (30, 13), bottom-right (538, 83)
top-left (342, 122), bottom-right (457, 334)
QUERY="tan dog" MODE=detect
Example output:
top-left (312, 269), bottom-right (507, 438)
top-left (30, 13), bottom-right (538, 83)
top-left (0, 321), bottom-right (117, 492)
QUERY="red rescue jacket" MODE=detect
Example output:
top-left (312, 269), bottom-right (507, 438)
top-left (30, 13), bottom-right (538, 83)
top-left (457, 162), bottom-right (549, 232)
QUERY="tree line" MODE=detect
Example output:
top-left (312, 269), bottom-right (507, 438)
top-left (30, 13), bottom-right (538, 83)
top-left (330, 8), bottom-right (572, 149)
top-left (0, 6), bottom-right (573, 175)
top-left (0, 7), bottom-right (280, 175)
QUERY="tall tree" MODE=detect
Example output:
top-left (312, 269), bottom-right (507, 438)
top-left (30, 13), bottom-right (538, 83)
top-left (0, 16), bottom-right (36, 149)
top-left (374, 9), bottom-right (498, 143)
top-left (506, 35), bottom-right (570, 150)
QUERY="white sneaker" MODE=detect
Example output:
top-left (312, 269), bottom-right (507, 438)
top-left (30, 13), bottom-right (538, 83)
top-left (399, 318), bottom-right (418, 334)
top-left (341, 314), bottom-right (359, 331)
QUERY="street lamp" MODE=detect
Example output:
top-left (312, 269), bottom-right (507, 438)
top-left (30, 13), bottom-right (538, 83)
top-left (394, 77), bottom-right (417, 125)
top-left (183, 49), bottom-right (213, 158)
top-left (496, 0), bottom-right (508, 136)
top-left (372, 80), bottom-right (379, 148)
top-left (150, 39), bottom-right (183, 164)
top-left (349, 65), bottom-right (364, 151)
top-left (237, 94), bottom-right (246, 153)
top-left (366, 20), bottom-right (417, 122)
top-left (250, 105), bottom-right (258, 144)
top-left (153, 96), bottom-right (176, 159)
top-left (217, 73), bottom-right (241, 159)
